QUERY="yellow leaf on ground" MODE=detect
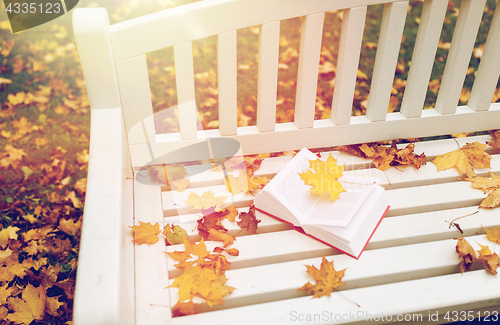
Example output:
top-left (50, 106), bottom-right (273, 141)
top-left (129, 221), bottom-right (161, 245)
top-left (59, 218), bottom-right (81, 236)
top-left (6, 284), bottom-right (45, 325)
top-left (0, 226), bottom-right (20, 248)
top-left (298, 256), bottom-right (346, 298)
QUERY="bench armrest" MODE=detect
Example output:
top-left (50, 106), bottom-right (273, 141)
top-left (73, 107), bottom-right (134, 325)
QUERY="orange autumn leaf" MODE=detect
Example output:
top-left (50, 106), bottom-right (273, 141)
top-left (172, 301), bottom-right (199, 317)
top-left (432, 142), bottom-right (491, 178)
top-left (338, 142), bottom-right (426, 171)
top-left (223, 173), bottom-right (268, 195)
top-left (6, 284), bottom-right (46, 324)
top-left (225, 248), bottom-right (239, 256)
top-left (456, 237), bottom-right (477, 273)
top-left (168, 267), bottom-right (234, 307)
top-left (477, 244), bottom-right (499, 275)
top-left (183, 238), bottom-right (210, 260)
top-left (129, 221), bottom-right (161, 245)
top-left (298, 256), bottom-right (346, 298)
top-left (299, 153), bottom-right (345, 202)
top-left (487, 130), bottom-right (500, 149)
top-left (237, 205), bottom-right (261, 234)
top-left (207, 228), bottom-right (234, 247)
top-left (0, 226), bottom-right (20, 248)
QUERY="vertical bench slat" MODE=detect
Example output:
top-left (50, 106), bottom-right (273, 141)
top-left (257, 21), bottom-right (280, 133)
top-left (468, 2), bottom-right (500, 112)
top-left (218, 31), bottom-right (238, 135)
top-left (400, 0), bottom-right (448, 118)
top-left (435, 0), bottom-right (487, 115)
top-left (294, 13), bottom-right (324, 129)
top-left (366, 1), bottom-right (408, 122)
top-left (116, 55), bottom-right (156, 146)
top-left (330, 6), bottom-right (367, 126)
top-left (174, 42), bottom-right (198, 140)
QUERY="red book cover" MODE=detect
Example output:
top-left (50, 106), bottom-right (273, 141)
top-left (255, 205), bottom-right (390, 259)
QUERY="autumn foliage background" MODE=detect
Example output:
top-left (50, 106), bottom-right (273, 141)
top-left (0, 0), bottom-right (499, 323)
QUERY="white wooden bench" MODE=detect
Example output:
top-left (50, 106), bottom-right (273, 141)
top-left (72, 0), bottom-right (500, 324)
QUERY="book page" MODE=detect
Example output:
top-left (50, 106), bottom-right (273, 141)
top-left (303, 177), bottom-right (376, 227)
top-left (264, 149), bottom-right (321, 223)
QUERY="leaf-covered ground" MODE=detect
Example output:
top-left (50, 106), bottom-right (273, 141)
top-left (0, 0), bottom-right (499, 323)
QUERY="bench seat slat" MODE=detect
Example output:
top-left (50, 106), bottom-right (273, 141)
top-left (165, 234), bottom-right (494, 314)
top-left (165, 267), bottom-right (500, 325)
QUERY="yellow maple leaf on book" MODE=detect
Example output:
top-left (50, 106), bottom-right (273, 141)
top-left (299, 153), bottom-right (345, 202)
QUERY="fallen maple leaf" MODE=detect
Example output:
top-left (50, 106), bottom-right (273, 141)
top-left (299, 153), bottom-right (345, 201)
top-left (468, 172), bottom-right (500, 193)
top-left (185, 191), bottom-right (227, 212)
top-left (0, 226), bottom-right (20, 248)
top-left (484, 226), bottom-right (500, 244)
top-left (479, 189), bottom-right (500, 209)
top-left (456, 237), bottom-right (477, 273)
top-left (298, 256), bottom-right (346, 298)
top-left (207, 228), bottom-right (234, 247)
top-left (487, 130), bottom-right (500, 149)
top-left (164, 224), bottom-right (188, 246)
top-left (432, 142), bottom-right (491, 178)
top-left (168, 267), bottom-right (234, 307)
top-left (338, 142), bottom-right (426, 171)
top-left (237, 205), bottom-right (261, 234)
top-left (477, 243), bottom-right (499, 275)
top-left (129, 221), bottom-right (161, 245)
top-left (172, 301), bottom-right (199, 317)
top-left (6, 284), bottom-right (45, 324)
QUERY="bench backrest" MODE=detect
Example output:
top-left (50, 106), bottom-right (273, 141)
top-left (73, 0), bottom-right (500, 169)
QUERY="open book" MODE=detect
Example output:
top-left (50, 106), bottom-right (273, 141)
top-left (254, 148), bottom-right (389, 259)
